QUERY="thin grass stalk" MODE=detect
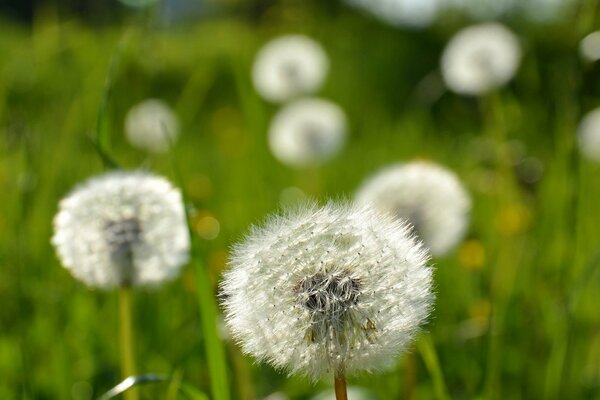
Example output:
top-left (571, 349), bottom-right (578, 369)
top-left (417, 333), bottom-right (450, 400)
top-left (119, 287), bottom-right (138, 400)
top-left (166, 132), bottom-right (230, 400)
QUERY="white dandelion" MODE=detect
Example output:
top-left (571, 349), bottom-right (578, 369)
top-left (355, 161), bottom-right (471, 256)
top-left (252, 35), bottom-right (329, 103)
top-left (221, 202), bottom-right (433, 384)
top-left (441, 23), bottom-right (521, 96)
top-left (52, 171), bottom-right (190, 289)
top-left (124, 99), bottom-right (180, 153)
top-left (268, 98), bottom-right (347, 168)
top-left (578, 107), bottom-right (600, 163)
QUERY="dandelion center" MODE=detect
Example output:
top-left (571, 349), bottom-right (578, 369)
top-left (299, 272), bottom-right (360, 313)
top-left (296, 271), bottom-right (363, 344)
top-left (104, 217), bottom-right (142, 283)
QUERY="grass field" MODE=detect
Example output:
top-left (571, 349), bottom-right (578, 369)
top-left (1, 1), bottom-right (600, 399)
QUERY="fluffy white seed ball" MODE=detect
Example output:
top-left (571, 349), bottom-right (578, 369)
top-left (441, 23), bottom-right (521, 96)
top-left (52, 171), bottom-right (190, 289)
top-left (124, 99), bottom-right (179, 153)
top-left (268, 98), bottom-right (347, 168)
top-left (252, 35), bottom-right (329, 103)
top-left (355, 161), bottom-right (471, 256)
top-left (221, 202), bottom-right (433, 380)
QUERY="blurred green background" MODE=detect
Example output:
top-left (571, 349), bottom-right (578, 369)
top-left (1, 0), bottom-right (600, 398)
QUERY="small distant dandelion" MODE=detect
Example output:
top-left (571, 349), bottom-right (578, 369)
top-left (52, 171), bottom-right (190, 289)
top-left (578, 107), bottom-right (600, 163)
top-left (441, 23), bottom-right (521, 96)
top-left (124, 99), bottom-right (179, 153)
top-left (252, 35), bottom-right (329, 103)
top-left (355, 161), bottom-right (471, 256)
top-left (268, 98), bottom-right (347, 168)
top-left (221, 202), bottom-right (433, 384)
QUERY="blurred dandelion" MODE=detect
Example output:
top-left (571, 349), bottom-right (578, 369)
top-left (220, 202), bottom-right (433, 397)
top-left (52, 171), bottom-right (189, 400)
top-left (124, 99), bottom-right (180, 154)
top-left (252, 35), bottom-right (329, 103)
top-left (580, 31), bottom-right (600, 62)
top-left (441, 23), bottom-right (521, 96)
top-left (578, 107), bottom-right (600, 163)
top-left (52, 171), bottom-right (190, 289)
top-left (355, 161), bottom-right (471, 256)
top-left (268, 98), bottom-right (347, 168)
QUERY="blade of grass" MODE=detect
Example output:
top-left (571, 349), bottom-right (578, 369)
top-left (417, 332), bottom-right (450, 400)
top-left (94, 30), bottom-right (133, 169)
top-left (167, 129), bottom-right (230, 400)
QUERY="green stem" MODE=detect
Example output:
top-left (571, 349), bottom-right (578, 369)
top-left (417, 333), bottom-right (450, 400)
top-left (119, 287), bottom-right (138, 400)
top-left (193, 253), bottom-right (230, 400)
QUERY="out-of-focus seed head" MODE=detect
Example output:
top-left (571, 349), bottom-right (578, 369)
top-left (268, 98), bottom-right (347, 168)
top-left (356, 161), bottom-right (471, 256)
top-left (52, 171), bottom-right (190, 289)
top-left (125, 99), bottom-right (179, 154)
top-left (252, 35), bottom-right (329, 103)
top-left (441, 23), bottom-right (521, 96)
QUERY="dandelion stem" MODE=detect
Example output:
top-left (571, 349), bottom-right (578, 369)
top-left (334, 371), bottom-right (348, 400)
top-left (119, 287), bottom-right (138, 400)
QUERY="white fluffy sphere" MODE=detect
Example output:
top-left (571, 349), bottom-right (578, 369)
top-left (268, 98), bottom-right (347, 168)
top-left (252, 35), bottom-right (329, 103)
top-left (356, 161), bottom-right (471, 256)
top-left (52, 171), bottom-right (190, 289)
top-left (125, 99), bottom-right (179, 153)
top-left (221, 202), bottom-right (433, 380)
top-left (441, 23), bottom-right (521, 96)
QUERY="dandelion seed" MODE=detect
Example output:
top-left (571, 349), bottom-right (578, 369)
top-left (252, 35), bottom-right (329, 103)
top-left (269, 98), bottom-right (347, 168)
top-left (220, 202), bottom-right (433, 381)
top-left (578, 107), bottom-right (600, 163)
top-left (441, 23), bottom-right (521, 96)
top-left (52, 171), bottom-right (190, 289)
top-left (355, 161), bottom-right (471, 256)
top-left (124, 99), bottom-right (179, 153)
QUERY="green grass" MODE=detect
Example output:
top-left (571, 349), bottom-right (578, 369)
top-left (1, 1), bottom-right (600, 399)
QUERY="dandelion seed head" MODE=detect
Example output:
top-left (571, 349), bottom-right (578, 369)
top-left (125, 99), bottom-right (179, 153)
top-left (269, 98), bottom-right (347, 168)
top-left (221, 202), bottom-right (433, 379)
top-left (52, 171), bottom-right (190, 289)
top-left (356, 161), bottom-right (471, 256)
top-left (578, 107), bottom-right (600, 163)
top-left (441, 23), bottom-right (521, 96)
top-left (252, 35), bottom-right (329, 103)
